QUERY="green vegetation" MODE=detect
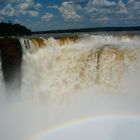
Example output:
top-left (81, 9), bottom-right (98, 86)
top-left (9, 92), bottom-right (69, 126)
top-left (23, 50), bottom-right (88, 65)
top-left (0, 22), bottom-right (31, 36)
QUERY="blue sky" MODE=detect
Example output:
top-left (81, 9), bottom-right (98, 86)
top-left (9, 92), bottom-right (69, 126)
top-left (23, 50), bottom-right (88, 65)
top-left (0, 0), bottom-right (140, 31)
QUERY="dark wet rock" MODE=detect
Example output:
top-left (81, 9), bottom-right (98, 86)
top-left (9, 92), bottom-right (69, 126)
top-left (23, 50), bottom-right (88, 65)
top-left (0, 38), bottom-right (22, 93)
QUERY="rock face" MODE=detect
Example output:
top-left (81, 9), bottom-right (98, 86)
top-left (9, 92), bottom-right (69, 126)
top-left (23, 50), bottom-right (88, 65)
top-left (0, 38), bottom-right (22, 93)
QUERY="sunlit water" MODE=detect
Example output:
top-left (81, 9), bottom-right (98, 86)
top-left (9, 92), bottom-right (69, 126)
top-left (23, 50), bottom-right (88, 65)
top-left (0, 34), bottom-right (140, 140)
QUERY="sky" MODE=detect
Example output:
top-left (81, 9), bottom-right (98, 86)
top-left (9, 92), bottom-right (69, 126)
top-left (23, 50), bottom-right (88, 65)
top-left (0, 0), bottom-right (140, 31)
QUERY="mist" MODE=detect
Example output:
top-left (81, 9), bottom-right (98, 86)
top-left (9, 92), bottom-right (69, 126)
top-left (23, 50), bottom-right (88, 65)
top-left (0, 34), bottom-right (140, 140)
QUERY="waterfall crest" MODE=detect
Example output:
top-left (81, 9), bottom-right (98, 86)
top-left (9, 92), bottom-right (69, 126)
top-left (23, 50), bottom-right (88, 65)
top-left (18, 34), bottom-right (140, 100)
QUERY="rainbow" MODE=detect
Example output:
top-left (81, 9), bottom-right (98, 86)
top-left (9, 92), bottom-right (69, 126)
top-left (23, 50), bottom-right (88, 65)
top-left (29, 113), bottom-right (140, 140)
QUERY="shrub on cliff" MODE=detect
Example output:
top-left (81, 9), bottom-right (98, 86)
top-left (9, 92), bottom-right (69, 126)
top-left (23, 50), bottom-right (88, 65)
top-left (0, 22), bottom-right (31, 36)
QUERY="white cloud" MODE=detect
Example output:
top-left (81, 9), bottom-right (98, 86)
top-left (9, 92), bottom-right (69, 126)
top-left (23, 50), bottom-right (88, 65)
top-left (88, 0), bottom-right (116, 8)
top-left (1, 4), bottom-right (16, 16)
top-left (128, 0), bottom-right (135, 3)
top-left (25, 0), bottom-right (33, 3)
top-left (0, 0), bottom-right (21, 3)
top-left (41, 13), bottom-right (54, 22)
top-left (118, 0), bottom-right (128, 14)
top-left (16, 0), bottom-right (34, 11)
top-left (86, 0), bottom-right (116, 14)
top-left (48, 5), bottom-right (59, 9)
top-left (0, 0), bottom-right (139, 27)
top-left (35, 3), bottom-right (42, 10)
top-left (0, 16), bottom-right (4, 21)
top-left (127, 0), bottom-right (140, 14)
top-left (59, 1), bottom-right (82, 22)
top-left (104, 0), bottom-right (116, 7)
top-left (0, 0), bottom-right (41, 17)
top-left (28, 10), bottom-right (38, 17)
top-left (0, 0), bottom-right (33, 4)
top-left (16, 1), bottom-right (39, 16)
top-left (85, 0), bottom-right (134, 24)
top-left (95, 16), bottom-right (109, 23)
top-left (134, 1), bottom-right (140, 10)
top-left (17, 2), bottom-right (30, 10)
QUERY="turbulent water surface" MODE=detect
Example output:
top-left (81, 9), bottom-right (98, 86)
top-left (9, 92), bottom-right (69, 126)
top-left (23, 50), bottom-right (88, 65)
top-left (0, 33), bottom-right (140, 140)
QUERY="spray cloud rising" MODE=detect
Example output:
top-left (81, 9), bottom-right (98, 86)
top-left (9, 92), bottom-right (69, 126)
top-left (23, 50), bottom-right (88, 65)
top-left (0, 34), bottom-right (140, 140)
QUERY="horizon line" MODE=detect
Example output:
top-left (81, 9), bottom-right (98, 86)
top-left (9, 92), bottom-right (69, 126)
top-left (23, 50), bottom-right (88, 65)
top-left (32, 26), bottom-right (140, 34)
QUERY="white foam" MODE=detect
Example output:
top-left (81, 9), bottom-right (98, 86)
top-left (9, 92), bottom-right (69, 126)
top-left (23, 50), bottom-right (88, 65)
top-left (0, 34), bottom-right (140, 140)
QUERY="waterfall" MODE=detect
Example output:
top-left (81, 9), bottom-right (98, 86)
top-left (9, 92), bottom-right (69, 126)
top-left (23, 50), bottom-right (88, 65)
top-left (0, 34), bottom-right (140, 140)
top-left (0, 54), bottom-right (5, 100)
top-left (18, 35), bottom-right (140, 101)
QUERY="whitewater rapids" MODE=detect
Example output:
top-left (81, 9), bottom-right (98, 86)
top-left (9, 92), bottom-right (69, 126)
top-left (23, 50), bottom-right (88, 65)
top-left (0, 34), bottom-right (140, 140)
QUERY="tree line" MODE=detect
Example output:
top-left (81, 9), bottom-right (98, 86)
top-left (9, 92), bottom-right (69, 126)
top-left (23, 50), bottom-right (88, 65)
top-left (0, 22), bottom-right (31, 36)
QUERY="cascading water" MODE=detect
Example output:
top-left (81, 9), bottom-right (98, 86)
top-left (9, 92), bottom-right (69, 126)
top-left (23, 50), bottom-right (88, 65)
top-left (0, 34), bottom-right (140, 140)
top-left (19, 35), bottom-right (140, 100)
top-left (0, 55), bottom-right (5, 100)
top-left (0, 55), bottom-right (2, 88)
